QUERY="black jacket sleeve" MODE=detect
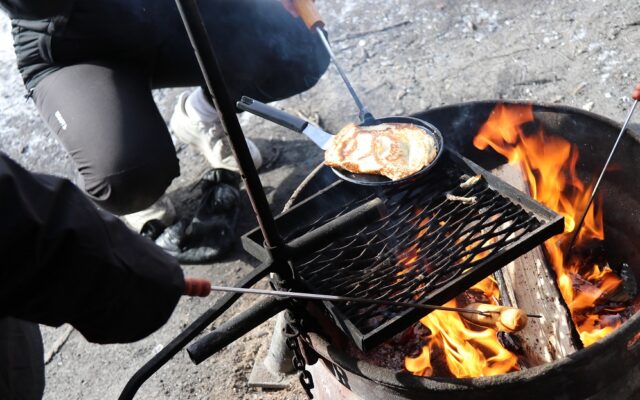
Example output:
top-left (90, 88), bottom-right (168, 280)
top-left (0, 153), bottom-right (184, 344)
top-left (0, 0), bottom-right (73, 19)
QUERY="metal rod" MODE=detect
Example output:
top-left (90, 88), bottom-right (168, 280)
top-left (209, 285), bottom-right (543, 318)
top-left (118, 261), bottom-right (274, 400)
top-left (173, 0), bottom-right (284, 251)
top-left (316, 27), bottom-right (374, 123)
top-left (568, 99), bottom-right (638, 251)
top-left (187, 297), bottom-right (288, 365)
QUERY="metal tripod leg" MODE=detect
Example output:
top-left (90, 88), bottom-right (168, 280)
top-left (248, 312), bottom-right (296, 389)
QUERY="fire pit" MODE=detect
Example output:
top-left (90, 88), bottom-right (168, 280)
top-left (119, 3), bottom-right (640, 399)
top-left (281, 101), bottom-right (640, 400)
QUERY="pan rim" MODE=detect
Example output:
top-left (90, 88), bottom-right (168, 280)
top-left (330, 115), bottom-right (445, 186)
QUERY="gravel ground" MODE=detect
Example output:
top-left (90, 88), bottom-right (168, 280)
top-left (1, 1), bottom-right (639, 399)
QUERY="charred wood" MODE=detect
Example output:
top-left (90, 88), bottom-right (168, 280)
top-left (491, 163), bottom-right (581, 364)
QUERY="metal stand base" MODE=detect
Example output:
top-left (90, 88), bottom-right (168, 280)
top-left (247, 312), bottom-right (295, 389)
top-left (247, 358), bottom-right (292, 389)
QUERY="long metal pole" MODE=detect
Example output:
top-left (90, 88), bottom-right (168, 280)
top-left (120, 0), bottom-right (288, 397)
top-left (568, 100), bottom-right (638, 251)
top-left (209, 285), bottom-right (543, 318)
top-left (174, 0), bottom-right (284, 251)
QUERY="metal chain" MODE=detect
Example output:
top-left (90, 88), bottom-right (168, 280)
top-left (284, 310), bottom-right (314, 398)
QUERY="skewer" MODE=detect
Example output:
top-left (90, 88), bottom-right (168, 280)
top-left (182, 278), bottom-right (542, 318)
top-left (567, 96), bottom-right (639, 252)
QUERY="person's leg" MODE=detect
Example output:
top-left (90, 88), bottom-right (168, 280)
top-left (150, 0), bottom-right (330, 102)
top-left (0, 317), bottom-right (45, 400)
top-left (150, 0), bottom-right (326, 172)
top-left (168, 88), bottom-right (263, 172)
top-left (32, 62), bottom-right (180, 215)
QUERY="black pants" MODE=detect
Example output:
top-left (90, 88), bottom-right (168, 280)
top-left (0, 318), bottom-right (44, 400)
top-left (27, 0), bottom-right (329, 215)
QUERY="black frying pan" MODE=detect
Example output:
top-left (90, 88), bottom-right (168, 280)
top-left (237, 97), bottom-right (444, 187)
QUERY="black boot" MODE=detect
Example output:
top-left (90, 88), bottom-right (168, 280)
top-left (140, 219), bottom-right (168, 241)
top-left (155, 169), bottom-right (241, 264)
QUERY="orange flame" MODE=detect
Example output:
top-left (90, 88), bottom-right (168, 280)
top-left (404, 278), bottom-right (519, 377)
top-left (473, 103), bottom-right (628, 346)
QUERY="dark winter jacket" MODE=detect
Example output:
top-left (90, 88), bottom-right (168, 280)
top-left (0, 0), bottom-right (72, 19)
top-left (0, 152), bottom-right (184, 343)
top-left (1, 0), bottom-right (156, 89)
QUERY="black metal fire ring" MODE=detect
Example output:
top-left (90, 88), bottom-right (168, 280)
top-left (284, 100), bottom-right (640, 400)
top-left (299, 309), bottom-right (640, 399)
top-left (427, 99), bottom-right (640, 141)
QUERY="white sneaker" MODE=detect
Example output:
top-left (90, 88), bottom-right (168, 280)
top-left (210, 137), bottom-right (263, 173)
top-left (169, 91), bottom-right (263, 172)
top-left (123, 195), bottom-right (176, 233)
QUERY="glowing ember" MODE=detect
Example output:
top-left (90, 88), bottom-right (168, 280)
top-left (473, 103), bottom-right (634, 347)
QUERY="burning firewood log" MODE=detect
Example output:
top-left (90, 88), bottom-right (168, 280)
top-left (491, 163), bottom-right (581, 364)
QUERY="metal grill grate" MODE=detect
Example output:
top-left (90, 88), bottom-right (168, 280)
top-left (242, 151), bottom-right (563, 350)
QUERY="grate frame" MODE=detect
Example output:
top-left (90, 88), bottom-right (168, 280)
top-left (242, 150), bottom-right (563, 350)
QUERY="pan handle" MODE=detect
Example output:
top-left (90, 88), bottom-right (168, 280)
top-left (237, 96), bottom-right (308, 133)
top-left (292, 0), bottom-right (325, 30)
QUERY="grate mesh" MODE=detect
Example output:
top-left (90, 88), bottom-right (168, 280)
top-left (294, 176), bottom-right (538, 329)
top-left (243, 151), bottom-right (563, 350)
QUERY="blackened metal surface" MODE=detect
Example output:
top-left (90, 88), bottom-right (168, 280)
top-left (242, 180), bottom-right (361, 262)
top-left (286, 198), bottom-right (385, 260)
top-left (243, 150), bottom-right (563, 350)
